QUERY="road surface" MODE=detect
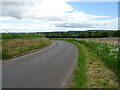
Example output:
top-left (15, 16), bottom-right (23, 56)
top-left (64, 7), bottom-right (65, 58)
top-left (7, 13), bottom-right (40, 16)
top-left (3, 41), bottom-right (78, 88)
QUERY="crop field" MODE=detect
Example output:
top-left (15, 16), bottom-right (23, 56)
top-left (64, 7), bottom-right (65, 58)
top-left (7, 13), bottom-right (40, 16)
top-left (76, 37), bottom-right (119, 44)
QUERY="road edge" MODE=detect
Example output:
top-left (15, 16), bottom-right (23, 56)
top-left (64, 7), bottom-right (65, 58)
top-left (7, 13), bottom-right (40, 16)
top-left (60, 41), bottom-right (79, 88)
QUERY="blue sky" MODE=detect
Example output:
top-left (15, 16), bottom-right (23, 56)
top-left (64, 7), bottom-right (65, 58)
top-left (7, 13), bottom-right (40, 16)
top-left (0, 0), bottom-right (118, 32)
top-left (68, 2), bottom-right (118, 19)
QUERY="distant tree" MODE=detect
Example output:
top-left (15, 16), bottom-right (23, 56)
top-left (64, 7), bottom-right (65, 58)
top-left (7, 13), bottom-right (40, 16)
top-left (101, 32), bottom-right (109, 37)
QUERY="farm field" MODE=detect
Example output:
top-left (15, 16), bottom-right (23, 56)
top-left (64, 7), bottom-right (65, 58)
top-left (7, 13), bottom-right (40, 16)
top-left (76, 37), bottom-right (120, 44)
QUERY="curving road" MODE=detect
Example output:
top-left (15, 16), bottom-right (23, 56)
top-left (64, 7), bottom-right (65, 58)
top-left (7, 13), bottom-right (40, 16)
top-left (3, 41), bottom-right (78, 88)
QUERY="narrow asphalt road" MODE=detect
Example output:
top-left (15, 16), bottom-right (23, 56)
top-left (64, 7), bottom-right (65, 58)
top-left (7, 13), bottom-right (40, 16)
top-left (3, 41), bottom-right (78, 88)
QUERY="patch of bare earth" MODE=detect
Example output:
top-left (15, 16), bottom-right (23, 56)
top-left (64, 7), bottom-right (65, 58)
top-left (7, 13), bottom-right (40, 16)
top-left (86, 50), bottom-right (118, 88)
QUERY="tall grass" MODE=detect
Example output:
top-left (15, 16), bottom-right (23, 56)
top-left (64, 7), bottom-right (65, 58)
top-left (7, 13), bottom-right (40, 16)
top-left (2, 38), bottom-right (51, 59)
top-left (74, 39), bottom-right (120, 83)
top-left (2, 33), bottom-right (52, 60)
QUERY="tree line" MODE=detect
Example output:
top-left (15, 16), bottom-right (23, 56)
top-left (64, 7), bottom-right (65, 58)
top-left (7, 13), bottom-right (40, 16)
top-left (41, 30), bottom-right (120, 38)
top-left (1, 30), bottom-right (119, 40)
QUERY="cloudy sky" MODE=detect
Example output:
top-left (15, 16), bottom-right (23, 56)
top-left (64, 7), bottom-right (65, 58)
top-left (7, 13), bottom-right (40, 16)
top-left (0, 0), bottom-right (119, 32)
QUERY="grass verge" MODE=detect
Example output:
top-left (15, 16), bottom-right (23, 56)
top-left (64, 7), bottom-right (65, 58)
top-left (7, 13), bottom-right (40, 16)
top-left (86, 47), bottom-right (118, 88)
top-left (70, 41), bottom-right (88, 88)
top-left (2, 38), bottom-right (52, 60)
top-left (75, 39), bottom-right (120, 84)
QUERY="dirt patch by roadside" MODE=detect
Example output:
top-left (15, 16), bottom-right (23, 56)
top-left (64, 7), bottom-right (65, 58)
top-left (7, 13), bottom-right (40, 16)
top-left (86, 50), bottom-right (118, 88)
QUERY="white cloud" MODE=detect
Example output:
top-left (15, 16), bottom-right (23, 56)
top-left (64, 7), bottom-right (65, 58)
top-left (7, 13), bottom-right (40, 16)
top-left (0, 0), bottom-right (118, 32)
top-left (2, 0), bottom-right (73, 19)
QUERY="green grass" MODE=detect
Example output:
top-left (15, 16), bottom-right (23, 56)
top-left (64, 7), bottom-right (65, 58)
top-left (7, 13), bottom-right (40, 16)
top-left (2, 33), bottom-right (45, 40)
top-left (2, 38), bottom-right (52, 59)
top-left (70, 41), bottom-right (87, 88)
top-left (74, 39), bottom-right (120, 84)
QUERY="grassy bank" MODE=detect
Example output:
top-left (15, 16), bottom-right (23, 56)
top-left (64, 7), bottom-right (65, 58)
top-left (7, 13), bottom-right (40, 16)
top-left (85, 46), bottom-right (118, 88)
top-left (2, 37), bottom-right (51, 60)
top-left (75, 39), bottom-right (120, 83)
